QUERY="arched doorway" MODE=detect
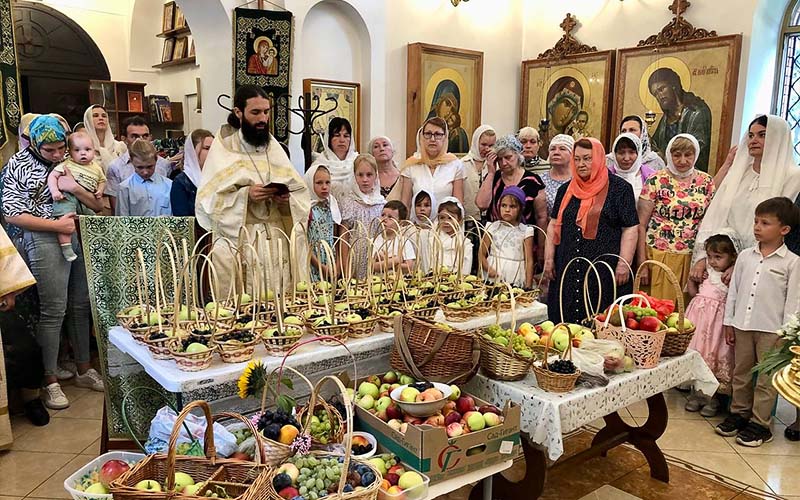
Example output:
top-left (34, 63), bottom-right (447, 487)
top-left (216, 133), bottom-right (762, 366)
top-left (13, 1), bottom-right (110, 127)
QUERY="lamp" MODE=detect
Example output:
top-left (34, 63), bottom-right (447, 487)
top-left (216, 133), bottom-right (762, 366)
top-left (451, 0), bottom-right (470, 6)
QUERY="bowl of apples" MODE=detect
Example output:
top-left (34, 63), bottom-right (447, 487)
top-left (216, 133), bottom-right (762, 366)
top-left (390, 382), bottom-right (452, 418)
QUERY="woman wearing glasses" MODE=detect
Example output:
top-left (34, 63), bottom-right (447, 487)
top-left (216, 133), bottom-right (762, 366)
top-left (400, 117), bottom-right (465, 214)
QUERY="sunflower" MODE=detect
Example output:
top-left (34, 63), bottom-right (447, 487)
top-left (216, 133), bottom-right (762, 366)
top-left (237, 360), bottom-right (266, 399)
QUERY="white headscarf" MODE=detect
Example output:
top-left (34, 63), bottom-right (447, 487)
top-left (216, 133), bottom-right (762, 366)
top-left (310, 127), bottom-right (358, 197)
top-left (182, 135), bottom-right (203, 188)
top-left (694, 114), bottom-right (800, 261)
top-left (549, 133), bottom-right (575, 152)
top-left (607, 115), bottom-right (666, 170)
top-left (82, 105), bottom-right (123, 168)
top-left (304, 164), bottom-right (342, 224)
top-left (664, 133), bottom-right (700, 179)
top-left (410, 188), bottom-right (438, 226)
top-left (349, 159), bottom-right (384, 206)
top-left (609, 133), bottom-right (644, 198)
top-left (462, 125), bottom-right (495, 164)
top-left (436, 196), bottom-right (465, 234)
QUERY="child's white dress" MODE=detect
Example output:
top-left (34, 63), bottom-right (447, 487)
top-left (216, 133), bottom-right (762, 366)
top-left (485, 221), bottom-right (533, 286)
top-left (427, 230), bottom-right (473, 275)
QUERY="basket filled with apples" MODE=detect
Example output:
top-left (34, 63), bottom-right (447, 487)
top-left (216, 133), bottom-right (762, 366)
top-left (109, 401), bottom-right (270, 500)
top-left (595, 293), bottom-right (668, 369)
top-left (295, 398), bottom-right (345, 448)
top-left (65, 452), bottom-right (144, 499)
top-left (168, 335), bottom-right (214, 372)
top-left (478, 324), bottom-right (535, 381)
top-left (267, 375), bottom-right (382, 500)
top-left (374, 453), bottom-right (429, 500)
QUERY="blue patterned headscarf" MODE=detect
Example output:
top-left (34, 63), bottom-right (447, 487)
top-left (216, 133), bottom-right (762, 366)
top-left (28, 115), bottom-right (67, 151)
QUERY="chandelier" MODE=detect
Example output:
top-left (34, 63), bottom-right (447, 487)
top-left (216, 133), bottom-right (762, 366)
top-left (451, 0), bottom-right (470, 5)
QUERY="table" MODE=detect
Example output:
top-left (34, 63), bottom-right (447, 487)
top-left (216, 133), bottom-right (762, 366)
top-left (464, 351), bottom-right (717, 499)
top-left (109, 302), bottom-right (548, 409)
top-left (427, 460), bottom-right (512, 500)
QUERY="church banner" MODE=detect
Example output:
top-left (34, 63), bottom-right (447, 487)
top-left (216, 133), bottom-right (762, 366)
top-left (0, 0), bottom-right (21, 153)
top-left (233, 7), bottom-right (293, 144)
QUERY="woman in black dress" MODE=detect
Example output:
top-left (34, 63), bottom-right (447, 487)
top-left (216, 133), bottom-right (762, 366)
top-left (543, 137), bottom-right (639, 324)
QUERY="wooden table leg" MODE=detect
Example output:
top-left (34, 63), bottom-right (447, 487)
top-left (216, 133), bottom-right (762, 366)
top-left (590, 392), bottom-right (669, 482)
top-left (470, 437), bottom-right (547, 500)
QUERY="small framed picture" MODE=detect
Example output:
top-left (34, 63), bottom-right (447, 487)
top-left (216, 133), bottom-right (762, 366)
top-left (127, 91), bottom-right (143, 112)
top-left (173, 37), bottom-right (188, 61)
top-left (189, 39), bottom-right (195, 58)
top-left (162, 2), bottom-right (175, 32)
top-left (174, 6), bottom-right (186, 29)
top-left (162, 38), bottom-right (175, 63)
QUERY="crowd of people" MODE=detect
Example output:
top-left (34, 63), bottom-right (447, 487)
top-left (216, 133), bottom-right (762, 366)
top-left (1, 84), bottom-right (800, 452)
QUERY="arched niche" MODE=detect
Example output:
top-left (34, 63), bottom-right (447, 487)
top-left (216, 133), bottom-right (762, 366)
top-left (129, 0), bottom-right (164, 70)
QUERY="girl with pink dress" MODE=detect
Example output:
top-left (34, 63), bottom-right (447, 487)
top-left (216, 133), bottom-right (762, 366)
top-left (684, 228), bottom-right (742, 416)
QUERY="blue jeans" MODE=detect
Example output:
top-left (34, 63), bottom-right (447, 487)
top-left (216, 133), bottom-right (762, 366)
top-left (21, 230), bottom-right (91, 377)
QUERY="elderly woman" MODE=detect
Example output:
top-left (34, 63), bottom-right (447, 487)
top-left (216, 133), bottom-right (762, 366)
top-left (544, 138), bottom-right (639, 324)
top-left (171, 129), bottom-right (213, 216)
top-left (369, 135), bottom-right (403, 201)
top-left (607, 133), bottom-right (655, 200)
top-left (2, 116), bottom-right (105, 410)
top-left (692, 115), bottom-right (800, 283)
top-left (606, 115), bottom-right (665, 171)
top-left (82, 105), bottom-right (126, 171)
top-left (401, 117), bottom-right (465, 209)
top-left (539, 134), bottom-right (574, 217)
top-left (310, 117), bottom-right (359, 200)
top-left (518, 126), bottom-right (545, 168)
top-left (461, 125), bottom-right (496, 222)
top-left (636, 134), bottom-right (714, 302)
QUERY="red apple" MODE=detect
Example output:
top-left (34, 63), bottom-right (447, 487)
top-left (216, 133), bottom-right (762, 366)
top-left (456, 395), bottom-right (475, 415)
top-left (441, 400), bottom-right (457, 416)
top-left (230, 451), bottom-right (251, 461)
top-left (423, 413), bottom-right (445, 427)
top-left (403, 414), bottom-right (423, 424)
top-left (386, 404), bottom-right (403, 421)
top-left (446, 422), bottom-right (464, 437)
top-left (376, 409), bottom-right (388, 421)
top-left (278, 486), bottom-right (299, 499)
top-left (388, 465), bottom-right (406, 476)
top-left (99, 459), bottom-right (130, 486)
top-left (385, 472), bottom-right (401, 486)
top-left (444, 411), bottom-right (461, 426)
top-left (478, 404), bottom-right (501, 415)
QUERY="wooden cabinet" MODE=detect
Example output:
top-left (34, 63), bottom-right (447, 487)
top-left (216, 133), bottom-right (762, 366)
top-left (88, 80), bottom-right (147, 138)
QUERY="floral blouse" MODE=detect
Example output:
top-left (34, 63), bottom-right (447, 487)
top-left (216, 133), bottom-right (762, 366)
top-left (640, 170), bottom-right (714, 254)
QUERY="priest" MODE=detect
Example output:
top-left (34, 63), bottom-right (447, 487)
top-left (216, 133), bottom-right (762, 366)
top-left (196, 85), bottom-right (310, 292)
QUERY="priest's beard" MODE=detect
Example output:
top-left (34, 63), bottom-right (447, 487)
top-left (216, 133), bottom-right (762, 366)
top-left (241, 116), bottom-right (271, 148)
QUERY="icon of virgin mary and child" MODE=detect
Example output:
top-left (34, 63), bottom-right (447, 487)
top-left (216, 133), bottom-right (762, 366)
top-left (545, 76), bottom-right (585, 142)
top-left (426, 80), bottom-right (470, 154)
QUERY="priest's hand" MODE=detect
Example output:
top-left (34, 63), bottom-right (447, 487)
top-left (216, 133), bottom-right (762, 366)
top-left (249, 184), bottom-right (272, 202)
top-left (274, 193), bottom-right (290, 205)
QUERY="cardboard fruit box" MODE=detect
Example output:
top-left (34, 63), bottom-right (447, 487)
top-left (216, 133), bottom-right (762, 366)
top-left (354, 393), bottom-right (521, 484)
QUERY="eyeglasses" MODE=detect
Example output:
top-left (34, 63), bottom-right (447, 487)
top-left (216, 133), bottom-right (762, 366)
top-left (422, 132), bottom-right (446, 140)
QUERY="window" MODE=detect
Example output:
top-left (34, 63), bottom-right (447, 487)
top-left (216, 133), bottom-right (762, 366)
top-left (776, 0), bottom-right (800, 155)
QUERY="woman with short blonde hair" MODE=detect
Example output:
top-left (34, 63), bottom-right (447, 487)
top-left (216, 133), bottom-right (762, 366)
top-left (517, 126), bottom-right (544, 168)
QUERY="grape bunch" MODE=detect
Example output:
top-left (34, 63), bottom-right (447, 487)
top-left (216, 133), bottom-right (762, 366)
top-left (150, 331), bottom-right (168, 340)
top-left (192, 327), bottom-right (213, 337)
top-left (181, 337), bottom-right (209, 351)
top-left (410, 381), bottom-right (434, 392)
top-left (548, 359), bottom-right (576, 374)
top-left (231, 427), bottom-right (252, 445)
top-left (510, 334), bottom-right (533, 358)
top-left (257, 408), bottom-right (300, 441)
top-left (308, 409), bottom-right (335, 444)
top-left (218, 330), bottom-right (254, 343)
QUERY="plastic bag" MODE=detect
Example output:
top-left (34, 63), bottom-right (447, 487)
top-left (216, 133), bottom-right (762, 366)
top-left (148, 406), bottom-right (238, 457)
top-left (571, 348), bottom-right (605, 376)
top-left (580, 338), bottom-right (626, 373)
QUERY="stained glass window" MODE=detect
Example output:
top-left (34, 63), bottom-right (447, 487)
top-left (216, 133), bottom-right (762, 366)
top-left (777, 0), bottom-right (800, 156)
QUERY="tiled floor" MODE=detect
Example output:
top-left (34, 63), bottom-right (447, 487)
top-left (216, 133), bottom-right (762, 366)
top-left (0, 386), bottom-right (797, 499)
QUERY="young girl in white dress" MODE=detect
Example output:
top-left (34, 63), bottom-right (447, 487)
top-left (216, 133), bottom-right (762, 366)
top-left (431, 197), bottom-right (473, 275)
top-left (480, 186), bottom-right (535, 287)
top-left (408, 189), bottom-right (436, 273)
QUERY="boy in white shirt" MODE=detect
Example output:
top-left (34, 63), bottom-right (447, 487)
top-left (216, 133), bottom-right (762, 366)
top-left (716, 197), bottom-right (800, 447)
top-left (373, 200), bottom-right (415, 274)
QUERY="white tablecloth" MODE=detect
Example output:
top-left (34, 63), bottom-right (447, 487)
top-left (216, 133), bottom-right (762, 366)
top-left (465, 351), bottom-right (718, 461)
top-left (108, 302), bottom-right (549, 394)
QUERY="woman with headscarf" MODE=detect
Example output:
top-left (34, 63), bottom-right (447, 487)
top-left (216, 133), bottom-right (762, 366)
top-left (82, 105), bottom-right (126, 171)
top-left (170, 129), bottom-right (213, 216)
top-left (606, 115), bottom-right (666, 171)
top-left (400, 117), bottom-right (465, 211)
top-left (369, 135), bottom-right (403, 201)
top-left (310, 117), bottom-right (359, 201)
top-left (636, 134), bottom-right (714, 302)
top-left (691, 115), bottom-right (800, 284)
top-left (339, 153), bottom-right (386, 279)
top-left (461, 125), bottom-right (496, 222)
top-left (607, 132), bottom-right (656, 200)
top-left (543, 137), bottom-right (639, 324)
top-left (2, 115), bottom-right (105, 411)
top-left (518, 126), bottom-right (545, 169)
top-left (540, 134), bottom-right (574, 217)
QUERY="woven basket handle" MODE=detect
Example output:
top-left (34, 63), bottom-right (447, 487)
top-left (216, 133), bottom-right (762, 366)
top-left (307, 375), bottom-right (355, 496)
top-left (165, 400), bottom-right (216, 491)
top-left (558, 257), bottom-right (602, 324)
top-left (212, 412), bottom-right (265, 464)
top-left (601, 293), bottom-right (653, 332)
top-left (633, 259), bottom-right (686, 333)
top-left (540, 322), bottom-right (574, 368)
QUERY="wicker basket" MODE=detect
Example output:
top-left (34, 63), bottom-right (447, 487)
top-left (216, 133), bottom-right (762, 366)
top-left (596, 293), bottom-right (667, 369)
top-left (310, 322), bottom-right (350, 345)
top-left (260, 327), bottom-right (303, 356)
top-left (215, 337), bottom-right (259, 364)
top-left (477, 335), bottom-right (534, 381)
top-left (532, 325), bottom-right (581, 393)
top-left (109, 401), bottom-right (270, 500)
top-left (441, 302), bottom-right (483, 322)
top-left (633, 260), bottom-right (696, 357)
top-left (347, 316), bottom-right (378, 339)
top-left (266, 376), bottom-right (381, 500)
top-left (143, 327), bottom-right (188, 360)
top-left (168, 339), bottom-right (214, 371)
top-left (295, 397), bottom-right (346, 447)
top-left (390, 315), bottom-right (479, 385)
top-left (116, 304), bottom-right (152, 329)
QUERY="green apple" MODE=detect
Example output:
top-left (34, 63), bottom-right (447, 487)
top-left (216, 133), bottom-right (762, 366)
top-left (579, 329), bottom-right (595, 341)
top-left (357, 394), bottom-right (375, 410)
top-left (392, 292), bottom-right (402, 302)
top-left (464, 274), bottom-right (478, 282)
top-left (182, 483), bottom-right (203, 495)
top-left (262, 327), bottom-right (278, 338)
top-left (459, 282), bottom-right (474, 291)
top-left (539, 320), bottom-right (555, 334)
top-left (334, 303), bottom-right (349, 312)
top-left (358, 381), bottom-right (380, 398)
top-left (375, 396), bottom-right (392, 412)
top-left (277, 463), bottom-right (300, 482)
top-left (367, 457), bottom-right (388, 476)
top-left (448, 302), bottom-right (462, 309)
top-left (551, 331), bottom-right (570, 352)
top-left (399, 374), bottom-right (415, 385)
top-left (85, 482), bottom-right (109, 494)
top-left (466, 412), bottom-right (486, 431)
top-left (317, 280), bottom-right (331, 292)
top-left (388, 310), bottom-right (402, 317)
top-left (135, 480), bottom-right (162, 491)
top-left (448, 384), bottom-right (461, 401)
top-left (371, 283), bottom-right (384, 294)
top-left (312, 316), bottom-right (333, 327)
top-left (128, 306), bottom-right (143, 316)
top-left (567, 323), bottom-right (582, 336)
top-left (261, 289), bottom-right (276, 301)
top-left (243, 320), bottom-right (267, 329)
top-left (400, 387), bottom-right (420, 402)
top-left (173, 472), bottom-right (194, 491)
top-left (185, 342), bottom-right (208, 354)
top-left (398, 471), bottom-right (424, 490)
top-left (283, 315), bottom-right (303, 326)
top-left (145, 312), bottom-right (163, 325)
top-left (296, 281), bottom-right (309, 292)
top-left (177, 306), bottom-right (196, 321)
top-left (345, 313), bottom-right (363, 323)
top-left (238, 293), bottom-right (252, 305)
